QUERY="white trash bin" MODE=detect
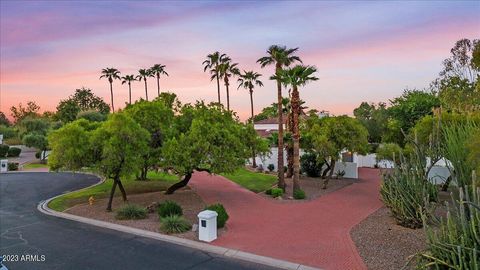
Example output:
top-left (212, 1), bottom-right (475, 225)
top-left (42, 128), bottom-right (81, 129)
top-left (0, 160), bottom-right (7, 173)
top-left (197, 210), bottom-right (218, 242)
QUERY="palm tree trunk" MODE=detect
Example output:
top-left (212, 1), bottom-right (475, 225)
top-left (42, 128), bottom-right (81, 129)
top-left (128, 83), bottom-right (132, 104)
top-left (109, 82), bottom-right (115, 113)
top-left (157, 75), bottom-right (160, 97)
top-left (287, 109), bottom-right (294, 178)
top-left (216, 71), bottom-right (221, 104)
top-left (250, 88), bottom-right (257, 168)
top-left (291, 86), bottom-right (301, 192)
top-left (225, 76), bottom-right (230, 111)
top-left (144, 78), bottom-right (148, 101)
top-left (275, 65), bottom-right (285, 191)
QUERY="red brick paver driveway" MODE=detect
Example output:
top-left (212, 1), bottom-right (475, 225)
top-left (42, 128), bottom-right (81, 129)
top-left (189, 168), bottom-right (383, 270)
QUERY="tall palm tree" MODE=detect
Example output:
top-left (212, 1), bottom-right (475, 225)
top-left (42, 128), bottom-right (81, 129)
top-left (273, 65), bottom-right (318, 192)
top-left (203, 52), bottom-right (227, 104)
top-left (136, 69), bottom-right (151, 101)
top-left (257, 45), bottom-right (302, 191)
top-left (149, 64), bottom-right (169, 97)
top-left (238, 70), bottom-right (263, 168)
top-left (218, 57), bottom-right (239, 111)
top-left (121, 75), bottom-right (137, 104)
top-left (100, 68), bottom-right (121, 112)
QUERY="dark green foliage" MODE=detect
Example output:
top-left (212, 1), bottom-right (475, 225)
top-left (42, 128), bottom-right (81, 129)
top-left (115, 204), bottom-right (147, 220)
top-left (270, 188), bottom-right (283, 198)
top-left (353, 102), bottom-right (388, 143)
top-left (7, 162), bottom-right (19, 171)
top-left (293, 189), bottom-right (306, 200)
top-left (267, 164), bottom-right (275, 172)
top-left (160, 215), bottom-right (191, 234)
top-left (76, 110), bottom-right (107, 122)
top-left (35, 151), bottom-right (41, 159)
top-left (56, 88), bottom-right (110, 123)
top-left (157, 200), bottom-right (183, 218)
top-left (265, 188), bottom-right (272, 195)
top-left (0, 144), bottom-right (9, 157)
top-left (7, 147), bottom-right (21, 157)
top-left (300, 152), bottom-right (322, 177)
top-left (205, 203), bottom-right (229, 228)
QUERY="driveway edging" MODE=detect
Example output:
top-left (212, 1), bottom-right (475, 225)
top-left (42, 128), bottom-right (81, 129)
top-left (37, 175), bottom-right (320, 270)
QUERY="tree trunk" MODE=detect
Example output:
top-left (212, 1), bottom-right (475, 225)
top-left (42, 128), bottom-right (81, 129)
top-left (224, 76), bottom-right (230, 111)
top-left (286, 107), bottom-right (294, 178)
top-left (216, 69), bottom-right (221, 104)
top-left (321, 159), bottom-right (331, 179)
top-left (157, 75), bottom-right (160, 97)
top-left (144, 78), bottom-right (148, 101)
top-left (128, 83), bottom-right (132, 104)
top-left (165, 172), bottom-right (193, 194)
top-left (275, 65), bottom-right (285, 191)
top-left (249, 88), bottom-right (257, 168)
top-left (116, 176), bottom-right (128, 202)
top-left (109, 82), bottom-right (115, 113)
top-left (322, 159), bottom-right (336, 189)
top-left (106, 179), bottom-right (118, 211)
top-left (441, 175), bottom-right (452, 191)
top-left (291, 86), bottom-right (301, 192)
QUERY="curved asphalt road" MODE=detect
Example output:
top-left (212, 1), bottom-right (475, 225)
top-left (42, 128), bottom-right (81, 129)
top-left (0, 173), bottom-right (277, 270)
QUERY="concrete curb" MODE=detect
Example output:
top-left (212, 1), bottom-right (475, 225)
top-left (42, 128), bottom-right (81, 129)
top-left (36, 174), bottom-right (321, 270)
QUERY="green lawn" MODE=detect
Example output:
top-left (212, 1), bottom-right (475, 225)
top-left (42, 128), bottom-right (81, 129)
top-left (48, 171), bottom-right (179, 212)
top-left (222, 168), bottom-right (277, 193)
top-left (23, 163), bottom-right (49, 169)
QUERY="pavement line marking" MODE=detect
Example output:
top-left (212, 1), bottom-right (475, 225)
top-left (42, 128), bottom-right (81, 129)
top-left (36, 173), bottom-right (322, 270)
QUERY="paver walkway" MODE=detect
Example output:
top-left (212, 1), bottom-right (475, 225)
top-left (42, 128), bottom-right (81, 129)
top-left (189, 168), bottom-right (383, 270)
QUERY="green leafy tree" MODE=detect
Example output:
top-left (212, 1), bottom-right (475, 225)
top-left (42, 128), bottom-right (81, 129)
top-left (56, 88), bottom-right (110, 123)
top-left (353, 102), bottom-right (388, 143)
top-left (136, 69), bottom-right (152, 101)
top-left (10, 101), bottom-right (40, 123)
top-left (18, 117), bottom-right (51, 161)
top-left (252, 97), bottom-right (289, 122)
top-left (203, 51), bottom-right (227, 103)
top-left (272, 65), bottom-right (318, 191)
top-left (156, 92), bottom-right (182, 112)
top-left (257, 45), bottom-right (302, 190)
top-left (100, 68), bottom-right (121, 112)
top-left (149, 64), bottom-right (169, 97)
top-left (0, 112), bottom-right (11, 126)
top-left (121, 75), bottom-right (137, 104)
top-left (76, 110), bottom-right (107, 122)
top-left (218, 57), bottom-right (239, 111)
top-left (56, 99), bottom-right (80, 123)
top-left (162, 102), bottom-right (250, 194)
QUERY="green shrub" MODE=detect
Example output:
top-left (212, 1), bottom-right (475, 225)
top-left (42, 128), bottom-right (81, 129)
top-left (417, 181), bottom-right (480, 270)
top-left (7, 162), bottom-right (19, 171)
top-left (270, 188), bottom-right (283, 198)
top-left (115, 204), bottom-right (147, 220)
top-left (7, 147), bottom-right (21, 157)
top-left (265, 188), bottom-right (272, 195)
top-left (35, 151), bottom-right (41, 159)
top-left (157, 200), bottom-right (183, 218)
top-left (376, 143), bottom-right (402, 163)
top-left (293, 189), bottom-right (306, 200)
top-left (160, 215), bottom-right (191, 234)
top-left (205, 203), bottom-right (229, 228)
top-left (0, 144), bottom-right (9, 157)
top-left (267, 164), bottom-right (275, 172)
top-left (300, 152), bottom-right (323, 177)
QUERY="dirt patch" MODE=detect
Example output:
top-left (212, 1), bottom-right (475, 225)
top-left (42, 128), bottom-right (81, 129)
top-left (260, 175), bottom-right (355, 202)
top-left (66, 188), bottom-right (226, 240)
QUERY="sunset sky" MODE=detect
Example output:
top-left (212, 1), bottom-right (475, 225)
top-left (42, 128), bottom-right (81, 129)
top-left (1, 1), bottom-right (479, 120)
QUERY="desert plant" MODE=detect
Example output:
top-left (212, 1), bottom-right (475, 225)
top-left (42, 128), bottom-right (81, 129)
top-left (160, 215), bottom-right (191, 234)
top-left (293, 189), bottom-right (306, 200)
top-left (7, 162), bottom-right (19, 171)
top-left (267, 164), bottom-right (275, 172)
top-left (270, 187), bottom-right (284, 198)
top-left (157, 200), bottom-right (183, 218)
top-left (115, 204), bottom-right (147, 220)
top-left (7, 147), bottom-right (21, 157)
top-left (205, 203), bottom-right (229, 228)
top-left (0, 144), bottom-right (9, 157)
top-left (300, 152), bottom-right (323, 177)
top-left (336, 170), bottom-right (346, 179)
top-left (417, 173), bottom-right (479, 270)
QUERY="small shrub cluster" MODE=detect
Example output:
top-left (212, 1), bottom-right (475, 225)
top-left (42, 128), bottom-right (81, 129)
top-left (157, 200), bottom-right (183, 218)
top-left (205, 203), bottom-right (229, 228)
top-left (160, 215), bottom-right (191, 234)
top-left (300, 152), bottom-right (323, 177)
top-left (115, 204), bottom-right (148, 220)
top-left (0, 144), bottom-right (9, 157)
top-left (7, 162), bottom-right (19, 171)
top-left (265, 188), bottom-right (272, 195)
top-left (7, 147), bottom-right (21, 157)
top-left (267, 164), bottom-right (275, 172)
top-left (270, 188), bottom-right (283, 198)
top-left (293, 189), bottom-right (306, 200)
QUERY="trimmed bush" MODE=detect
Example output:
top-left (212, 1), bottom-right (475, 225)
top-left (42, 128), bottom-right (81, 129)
top-left (0, 144), bottom-right (9, 157)
top-left (115, 204), bottom-right (147, 220)
top-left (160, 215), bottom-right (191, 234)
top-left (205, 203), bottom-right (229, 228)
top-left (7, 162), bottom-right (19, 171)
top-left (157, 200), bottom-right (183, 218)
top-left (270, 188), bottom-right (283, 198)
top-left (293, 189), bottom-right (306, 200)
top-left (267, 164), bottom-right (275, 172)
top-left (300, 152), bottom-right (323, 177)
top-left (7, 147), bottom-right (21, 157)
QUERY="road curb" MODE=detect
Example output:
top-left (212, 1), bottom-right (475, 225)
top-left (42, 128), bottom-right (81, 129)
top-left (36, 174), bottom-right (321, 270)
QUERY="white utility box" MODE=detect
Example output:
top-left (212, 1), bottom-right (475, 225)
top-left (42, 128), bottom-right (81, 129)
top-left (197, 210), bottom-right (218, 242)
top-left (0, 160), bottom-right (7, 173)
top-left (0, 134), bottom-right (3, 145)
